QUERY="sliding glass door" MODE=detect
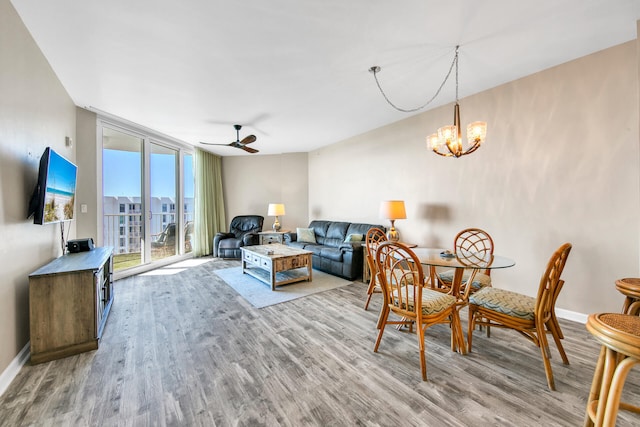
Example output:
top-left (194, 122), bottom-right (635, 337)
top-left (149, 143), bottom-right (178, 262)
top-left (102, 127), bottom-right (144, 271)
top-left (101, 125), bottom-right (193, 274)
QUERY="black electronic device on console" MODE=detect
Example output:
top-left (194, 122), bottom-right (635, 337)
top-left (66, 238), bottom-right (95, 253)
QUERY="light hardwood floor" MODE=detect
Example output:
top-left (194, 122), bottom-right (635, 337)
top-left (1, 258), bottom-right (639, 426)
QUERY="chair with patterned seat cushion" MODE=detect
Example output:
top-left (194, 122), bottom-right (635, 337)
top-left (435, 228), bottom-right (495, 293)
top-left (363, 227), bottom-right (387, 310)
top-left (374, 241), bottom-right (465, 381)
top-left (467, 242), bottom-right (572, 391)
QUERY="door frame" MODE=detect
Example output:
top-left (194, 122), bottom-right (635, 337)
top-left (97, 116), bottom-right (194, 280)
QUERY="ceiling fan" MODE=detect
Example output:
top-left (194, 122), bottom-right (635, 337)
top-left (200, 124), bottom-right (258, 153)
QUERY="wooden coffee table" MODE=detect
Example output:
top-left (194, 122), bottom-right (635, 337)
top-left (240, 244), bottom-right (313, 291)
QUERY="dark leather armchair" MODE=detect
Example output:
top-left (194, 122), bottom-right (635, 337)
top-left (213, 215), bottom-right (264, 258)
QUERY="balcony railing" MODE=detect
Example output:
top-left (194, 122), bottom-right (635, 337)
top-left (104, 212), bottom-right (194, 271)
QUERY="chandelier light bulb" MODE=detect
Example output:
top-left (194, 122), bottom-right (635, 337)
top-left (427, 133), bottom-right (439, 150)
top-left (467, 121), bottom-right (487, 145)
top-left (438, 125), bottom-right (457, 145)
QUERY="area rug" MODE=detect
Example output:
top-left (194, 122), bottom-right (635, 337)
top-left (213, 267), bottom-right (353, 308)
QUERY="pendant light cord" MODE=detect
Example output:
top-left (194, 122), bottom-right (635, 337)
top-left (370, 46), bottom-right (459, 113)
top-left (454, 45), bottom-right (459, 103)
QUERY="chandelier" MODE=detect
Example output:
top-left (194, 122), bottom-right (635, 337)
top-left (369, 45), bottom-right (487, 158)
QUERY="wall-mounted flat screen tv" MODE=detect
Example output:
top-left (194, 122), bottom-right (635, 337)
top-left (27, 147), bottom-right (78, 225)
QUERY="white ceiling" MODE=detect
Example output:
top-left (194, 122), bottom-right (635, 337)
top-left (11, 0), bottom-right (640, 156)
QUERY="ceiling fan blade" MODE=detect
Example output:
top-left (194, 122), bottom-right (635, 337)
top-left (199, 141), bottom-right (233, 146)
top-left (241, 145), bottom-right (259, 154)
top-left (239, 135), bottom-right (256, 145)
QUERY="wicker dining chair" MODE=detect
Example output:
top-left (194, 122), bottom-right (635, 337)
top-left (363, 227), bottom-right (388, 310)
top-left (374, 241), bottom-right (464, 381)
top-left (467, 242), bottom-right (572, 391)
top-left (435, 227), bottom-right (495, 293)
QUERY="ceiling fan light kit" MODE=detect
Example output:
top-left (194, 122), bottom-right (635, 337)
top-left (369, 45), bottom-right (487, 158)
top-left (200, 124), bottom-right (258, 153)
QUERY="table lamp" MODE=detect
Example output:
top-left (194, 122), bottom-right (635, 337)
top-left (379, 200), bottom-right (406, 242)
top-left (267, 203), bottom-right (286, 231)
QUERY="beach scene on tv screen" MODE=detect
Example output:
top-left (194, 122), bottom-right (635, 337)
top-left (44, 150), bottom-right (77, 223)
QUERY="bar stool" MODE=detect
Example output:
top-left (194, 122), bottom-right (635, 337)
top-left (584, 313), bottom-right (640, 426)
top-left (615, 278), bottom-right (640, 315)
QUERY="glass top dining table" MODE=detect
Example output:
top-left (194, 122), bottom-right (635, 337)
top-left (410, 247), bottom-right (516, 271)
top-left (410, 247), bottom-right (515, 303)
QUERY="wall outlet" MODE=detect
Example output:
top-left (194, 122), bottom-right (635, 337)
top-left (81, 204), bottom-right (88, 213)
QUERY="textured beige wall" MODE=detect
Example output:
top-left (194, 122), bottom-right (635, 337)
top-left (310, 41), bottom-right (640, 316)
top-left (0, 0), bottom-right (76, 373)
top-left (222, 153), bottom-right (308, 232)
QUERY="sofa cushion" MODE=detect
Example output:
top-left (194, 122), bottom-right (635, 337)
top-left (320, 246), bottom-right (343, 262)
top-left (219, 238), bottom-right (241, 249)
top-left (307, 221), bottom-right (329, 245)
top-left (302, 244), bottom-right (324, 256)
top-left (344, 233), bottom-right (363, 243)
top-left (287, 241), bottom-right (308, 250)
top-left (297, 227), bottom-right (316, 243)
top-left (346, 222), bottom-right (386, 237)
top-left (323, 222), bottom-right (350, 248)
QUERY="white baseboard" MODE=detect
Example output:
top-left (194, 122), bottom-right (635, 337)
top-left (0, 342), bottom-right (30, 398)
top-left (556, 308), bottom-right (588, 324)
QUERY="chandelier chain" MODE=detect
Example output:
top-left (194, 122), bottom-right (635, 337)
top-left (370, 46), bottom-right (459, 113)
top-left (454, 45), bottom-right (459, 103)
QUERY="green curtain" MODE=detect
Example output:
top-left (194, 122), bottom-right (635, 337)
top-left (193, 148), bottom-right (226, 256)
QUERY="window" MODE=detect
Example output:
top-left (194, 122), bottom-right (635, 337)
top-left (162, 204), bottom-right (167, 213)
top-left (119, 204), bottom-right (125, 213)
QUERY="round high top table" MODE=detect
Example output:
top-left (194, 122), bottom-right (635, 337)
top-left (615, 278), bottom-right (640, 315)
top-left (584, 313), bottom-right (640, 426)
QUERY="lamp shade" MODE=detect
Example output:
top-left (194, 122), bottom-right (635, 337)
top-left (379, 200), bottom-right (406, 220)
top-left (267, 203), bottom-right (286, 216)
